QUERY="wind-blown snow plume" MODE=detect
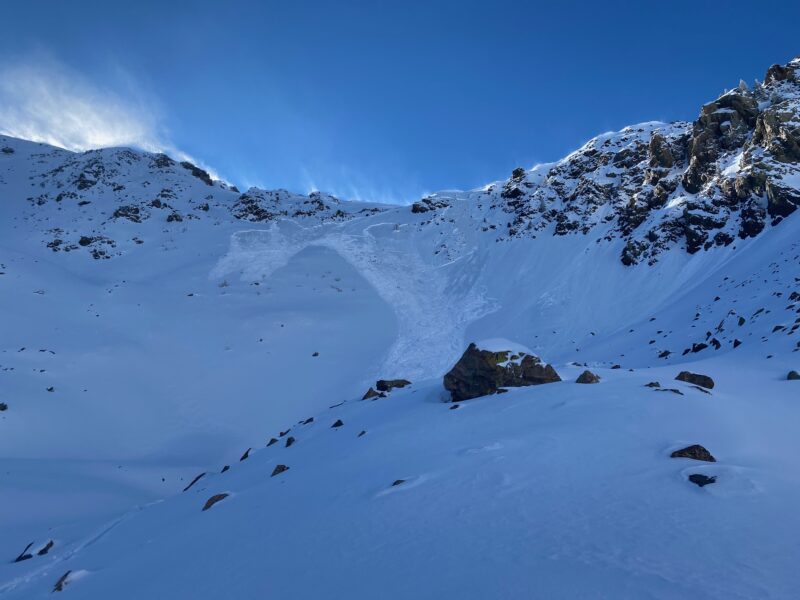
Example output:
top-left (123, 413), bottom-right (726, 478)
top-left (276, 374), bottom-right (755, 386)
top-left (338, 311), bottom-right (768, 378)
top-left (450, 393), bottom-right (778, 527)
top-left (0, 58), bottom-right (220, 179)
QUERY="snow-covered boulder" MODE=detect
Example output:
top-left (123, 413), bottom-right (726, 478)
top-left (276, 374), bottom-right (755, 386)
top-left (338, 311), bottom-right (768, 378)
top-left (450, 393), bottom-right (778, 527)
top-left (443, 340), bottom-right (561, 402)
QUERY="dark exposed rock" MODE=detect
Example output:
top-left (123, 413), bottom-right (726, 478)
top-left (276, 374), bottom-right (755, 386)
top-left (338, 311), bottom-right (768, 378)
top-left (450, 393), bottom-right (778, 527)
top-left (391, 479), bottom-right (406, 487)
top-left (13, 542), bottom-right (33, 563)
top-left (764, 62), bottom-right (796, 85)
top-left (443, 343), bottom-right (561, 402)
top-left (202, 493), bottom-right (229, 511)
top-left (240, 448), bottom-right (251, 461)
top-left (37, 540), bottom-right (54, 556)
top-left (285, 436), bottom-right (296, 448)
top-left (112, 205), bottom-right (145, 223)
top-left (375, 379), bottom-right (411, 392)
top-left (655, 388), bottom-right (684, 395)
top-left (576, 370), bottom-right (600, 384)
top-left (180, 161), bottom-right (213, 186)
top-left (331, 419), bottom-right (344, 428)
top-left (670, 444), bottom-right (716, 462)
top-left (788, 370), bottom-right (800, 380)
top-left (675, 371), bottom-right (715, 389)
top-left (53, 571), bottom-right (72, 592)
top-left (221, 465), bottom-right (230, 473)
top-left (266, 437), bottom-right (278, 447)
top-left (358, 430), bottom-right (366, 437)
top-left (271, 464), bottom-right (289, 477)
top-left (645, 381), bottom-right (661, 388)
top-left (0, 402), bottom-right (7, 411)
top-left (183, 472), bottom-right (206, 492)
top-left (411, 196), bottom-right (450, 214)
top-left (688, 474), bottom-right (717, 487)
top-left (362, 387), bottom-right (385, 400)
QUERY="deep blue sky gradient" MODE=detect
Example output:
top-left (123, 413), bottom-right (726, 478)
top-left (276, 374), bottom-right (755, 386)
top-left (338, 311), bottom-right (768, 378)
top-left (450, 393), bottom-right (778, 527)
top-left (3, 0), bottom-right (799, 202)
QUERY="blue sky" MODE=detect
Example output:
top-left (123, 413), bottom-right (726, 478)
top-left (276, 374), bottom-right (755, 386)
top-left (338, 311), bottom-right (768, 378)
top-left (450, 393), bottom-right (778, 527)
top-left (1, 1), bottom-right (798, 203)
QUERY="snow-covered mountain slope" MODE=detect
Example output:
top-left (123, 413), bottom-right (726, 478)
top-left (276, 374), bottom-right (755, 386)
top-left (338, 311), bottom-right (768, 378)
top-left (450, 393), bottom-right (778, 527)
top-left (1, 57), bottom-right (799, 599)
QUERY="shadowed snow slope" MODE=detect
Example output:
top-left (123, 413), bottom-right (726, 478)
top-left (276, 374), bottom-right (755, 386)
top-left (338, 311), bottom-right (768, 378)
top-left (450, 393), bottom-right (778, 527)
top-left (1, 56), bottom-right (800, 599)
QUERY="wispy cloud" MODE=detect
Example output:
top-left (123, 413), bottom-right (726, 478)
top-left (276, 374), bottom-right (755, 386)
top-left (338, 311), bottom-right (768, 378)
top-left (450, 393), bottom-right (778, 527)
top-left (0, 57), bottom-right (219, 179)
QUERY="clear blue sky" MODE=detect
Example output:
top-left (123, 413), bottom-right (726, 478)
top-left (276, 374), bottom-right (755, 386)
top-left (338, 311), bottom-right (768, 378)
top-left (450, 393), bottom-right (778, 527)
top-left (2, 0), bottom-right (798, 203)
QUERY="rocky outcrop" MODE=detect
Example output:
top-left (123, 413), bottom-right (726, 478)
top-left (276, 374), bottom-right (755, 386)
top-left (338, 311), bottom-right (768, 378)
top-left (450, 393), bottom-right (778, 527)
top-left (362, 387), bottom-right (385, 400)
top-left (202, 493), bottom-right (229, 511)
top-left (575, 370), bottom-right (600, 384)
top-left (788, 370), bottom-right (800, 380)
top-left (443, 343), bottom-right (561, 402)
top-left (670, 444), bottom-right (716, 462)
top-left (376, 379), bottom-right (411, 392)
top-left (675, 371), bottom-right (715, 389)
top-left (688, 474), bottom-right (717, 487)
top-left (271, 464), bottom-right (290, 477)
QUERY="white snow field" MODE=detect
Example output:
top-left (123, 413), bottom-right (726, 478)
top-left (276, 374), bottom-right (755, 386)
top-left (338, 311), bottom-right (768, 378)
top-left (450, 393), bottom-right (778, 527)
top-left (1, 57), bottom-right (800, 598)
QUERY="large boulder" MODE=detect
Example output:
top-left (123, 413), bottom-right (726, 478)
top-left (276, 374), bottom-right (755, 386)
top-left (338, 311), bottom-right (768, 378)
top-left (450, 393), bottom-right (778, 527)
top-left (675, 371), bottom-right (715, 389)
top-left (576, 370), bottom-right (601, 384)
top-left (443, 342), bottom-right (561, 402)
top-left (670, 444), bottom-right (716, 462)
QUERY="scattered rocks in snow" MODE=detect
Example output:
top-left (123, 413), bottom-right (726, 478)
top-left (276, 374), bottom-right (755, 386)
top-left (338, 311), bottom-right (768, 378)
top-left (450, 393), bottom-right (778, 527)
top-left (690, 385), bottom-right (712, 395)
top-left (331, 419), bottom-right (344, 428)
top-left (675, 371), bottom-right (715, 389)
top-left (788, 370), bottom-right (800, 380)
top-left (645, 381), bottom-right (661, 388)
top-left (13, 542), bottom-right (33, 562)
top-left (391, 479), bottom-right (406, 487)
top-left (221, 465), bottom-right (230, 473)
top-left (53, 570), bottom-right (72, 592)
top-left (671, 444), bottom-right (716, 462)
top-left (285, 436), bottom-right (296, 448)
top-left (688, 474), bottom-right (717, 487)
top-left (266, 437), bottom-right (278, 447)
top-left (450, 403), bottom-right (460, 410)
top-left (279, 429), bottom-right (291, 437)
top-left (240, 448), bottom-right (251, 461)
top-left (312, 351), bottom-right (319, 357)
top-left (575, 370), bottom-right (600, 384)
top-left (182, 472), bottom-right (206, 492)
top-left (271, 464), bottom-right (289, 477)
top-left (0, 402), bottom-right (7, 411)
top-left (358, 430), bottom-right (366, 437)
top-left (302, 417), bottom-right (314, 424)
top-left (375, 379), bottom-right (411, 392)
top-left (443, 342), bottom-right (561, 401)
top-left (46, 386), bottom-right (54, 392)
top-left (202, 493), bottom-right (229, 511)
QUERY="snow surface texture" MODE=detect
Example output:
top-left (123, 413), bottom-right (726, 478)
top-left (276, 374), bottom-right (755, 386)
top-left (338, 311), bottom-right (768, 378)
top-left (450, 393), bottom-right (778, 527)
top-left (1, 57), bottom-right (799, 599)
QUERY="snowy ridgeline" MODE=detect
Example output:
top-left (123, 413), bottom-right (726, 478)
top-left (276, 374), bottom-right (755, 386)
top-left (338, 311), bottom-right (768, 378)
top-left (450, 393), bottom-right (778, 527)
top-left (0, 57), bottom-right (799, 599)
